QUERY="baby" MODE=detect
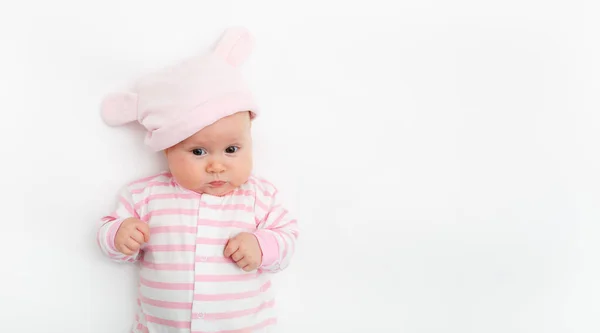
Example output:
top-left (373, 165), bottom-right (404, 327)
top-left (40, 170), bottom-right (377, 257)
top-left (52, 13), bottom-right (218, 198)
top-left (96, 27), bottom-right (299, 333)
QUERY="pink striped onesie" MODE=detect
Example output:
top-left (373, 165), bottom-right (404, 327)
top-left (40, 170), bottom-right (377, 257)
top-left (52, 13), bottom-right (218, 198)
top-left (97, 171), bottom-right (299, 333)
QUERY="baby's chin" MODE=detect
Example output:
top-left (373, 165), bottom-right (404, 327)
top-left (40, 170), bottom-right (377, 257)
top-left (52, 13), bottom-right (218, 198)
top-left (201, 186), bottom-right (235, 196)
top-left (176, 176), bottom-right (249, 196)
top-left (195, 182), bottom-right (239, 196)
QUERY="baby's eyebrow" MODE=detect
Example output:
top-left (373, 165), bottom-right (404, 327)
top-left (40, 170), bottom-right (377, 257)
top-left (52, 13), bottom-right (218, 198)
top-left (222, 135), bottom-right (246, 144)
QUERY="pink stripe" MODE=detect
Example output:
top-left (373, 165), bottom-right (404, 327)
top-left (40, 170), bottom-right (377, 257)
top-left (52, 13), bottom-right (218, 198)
top-left (141, 208), bottom-right (197, 221)
top-left (243, 178), bottom-right (273, 197)
top-left (142, 261), bottom-right (195, 270)
top-left (131, 181), bottom-right (173, 194)
top-left (145, 315), bottom-right (189, 329)
top-left (255, 196), bottom-right (270, 212)
top-left (194, 281), bottom-right (271, 301)
top-left (290, 229), bottom-right (299, 239)
top-left (191, 317), bottom-right (277, 333)
top-left (253, 229), bottom-right (279, 267)
top-left (277, 231), bottom-right (290, 260)
top-left (140, 277), bottom-right (194, 290)
top-left (134, 313), bottom-right (149, 333)
top-left (107, 218), bottom-right (124, 252)
top-left (128, 172), bottom-right (170, 186)
top-left (262, 204), bottom-right (280, 222)
top-left (254, 176), bottom-right (276, 189)
top-left (195, 271), bottom-right (261, 282)
top-left (140, 295), bottom-right (192, 310)
top-left (145, 244), bottom-right (196, 252)
top-left (203, 300), bottom-right (275, 320)
top-left (142, 256), bottom-right (230, 270)
top-left (135, 323), bottom-right (149, 333)
top-left (234, 187), bottom-right (275, 198)
top-left (196, 255), bottom-right (232, 263)
top-left (200, 202), bottom-right (253, 212)
top-left (134, 193), bottom-right (200, 210)
top-left (96, 229), bottom-right (101, 251)
top-left (247, 178), bottom-right (268, 193)
top-left (275, 219), bottom-right (298, 231)
top-left (247, 177), bottom-right (275, 194)
top-left (101, 214), bottom-right (116, 223)
top-left (150, 225), bottom-right (197, 234)
top-left (120, 196), bottom-right (139, 218)
top-left (145, 238), bottom-right (228, 252)
top-left (231, 189), bottom-right (255, 197)
top-left (270, 209), bottom-right (288, 227)
top-left (197, 218), bottom-right (255, 229)
top-left (108, 253), bottom-right (137, 262)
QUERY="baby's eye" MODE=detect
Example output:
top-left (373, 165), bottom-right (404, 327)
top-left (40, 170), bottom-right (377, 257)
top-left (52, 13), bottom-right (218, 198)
top-left (225, 146), bottom-right (239, 154)
top-left (192, 148), bottom-right (207, 156)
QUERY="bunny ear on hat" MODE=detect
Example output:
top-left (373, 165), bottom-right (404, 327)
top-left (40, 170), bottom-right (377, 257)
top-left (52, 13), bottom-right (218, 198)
top-left (213, 27), bottom-right (254, 67)
top-left (100, 92), bottom-right (138, 126)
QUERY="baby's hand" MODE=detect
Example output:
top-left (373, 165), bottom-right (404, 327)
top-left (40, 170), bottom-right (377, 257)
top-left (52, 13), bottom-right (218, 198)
top-left (114, 218), bottom-right (150, 255)
top-left (224, 232), bottom-right (262, 272)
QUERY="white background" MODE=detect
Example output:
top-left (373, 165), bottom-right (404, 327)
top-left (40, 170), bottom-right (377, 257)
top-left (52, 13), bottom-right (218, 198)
top-left (1, 1), bottom-right (599, 332)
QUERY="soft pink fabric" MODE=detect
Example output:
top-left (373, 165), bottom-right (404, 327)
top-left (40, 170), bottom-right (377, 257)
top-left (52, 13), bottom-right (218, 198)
top-left (96, 172), bottom-right (297, 331)
top-left (253, 230), bottom-right (280, 267)
top-left (100, 27), bottom-right (258, 151)
top-left (106, 217), bottom-right (125, 252)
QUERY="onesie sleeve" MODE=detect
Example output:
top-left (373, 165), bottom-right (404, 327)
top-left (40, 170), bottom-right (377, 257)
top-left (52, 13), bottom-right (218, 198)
top-left (96, 186), bottom-right (143, 263)
top-left (253, 185), bottom-right (299, 273)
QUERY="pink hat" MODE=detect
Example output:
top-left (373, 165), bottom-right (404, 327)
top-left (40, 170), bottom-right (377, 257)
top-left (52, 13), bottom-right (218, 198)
top-left (100, 27), bottom-right (258, 151)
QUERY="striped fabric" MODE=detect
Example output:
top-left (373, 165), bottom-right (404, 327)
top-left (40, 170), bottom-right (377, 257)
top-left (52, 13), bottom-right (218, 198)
top-left (97, 172), bottom-right (299, 333)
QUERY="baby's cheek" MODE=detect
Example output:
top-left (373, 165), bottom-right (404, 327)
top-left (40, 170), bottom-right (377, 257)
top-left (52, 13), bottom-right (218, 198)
top-left (232, 155), bottom-right (253, 185)
top-left (170, 156), bottom-right (205, 186)
top-left (185, 159), bottom-right (208, 183)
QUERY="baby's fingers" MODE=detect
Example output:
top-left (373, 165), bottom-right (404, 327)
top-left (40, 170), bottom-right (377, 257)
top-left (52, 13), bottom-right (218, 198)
top-left (130, 230), bottom-right (146, 244)
top-left (117, 242), bottom-right (135, 255)
top-left (135, 222), bottom-right (150, 242)
top-left (124, 238), bottom-right (141, 252)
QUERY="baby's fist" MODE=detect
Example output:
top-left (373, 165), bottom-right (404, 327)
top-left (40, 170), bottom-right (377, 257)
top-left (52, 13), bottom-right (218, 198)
top-left (115, 218), bottom-right (150, 255)
top-left (224, 232), bottom-right (262, 272)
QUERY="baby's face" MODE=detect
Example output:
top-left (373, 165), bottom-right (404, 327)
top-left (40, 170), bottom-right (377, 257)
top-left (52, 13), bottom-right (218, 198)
top-left (165, 111), bottom-right (253, 196)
